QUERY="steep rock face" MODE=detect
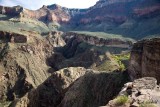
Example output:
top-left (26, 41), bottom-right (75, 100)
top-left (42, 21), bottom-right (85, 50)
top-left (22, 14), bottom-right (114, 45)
top-left (129, 38), bottom-right (160, 83)
top-left (106, 77), bottom-right (160, 107)
top-left (56, 49), bottom-right (122, 72)
top-left (77, 0), bottom-right (160, 26)
top-left (46, 31), bottom-right (66, 47)
top-left (52, 32), bottom-right (131, 71)
top-left (58, 71), bottom-right (129, 107)
top-left (64, 32), bottom-right (134, 48)
top-left (0, 4), bottom-right (73, 23)
top-left (1, 0), bottom-right (160, 23)
top-left (0, 5), bottom-right (23, 16)
top-left (0, 31), bottom-right (65, 102)
top-left (0, 31), bottom-right (28, 43)
top-left (20, 4), bottom-right (86, 23)
top-left (133, 4), bottom-right (160, 18)
top-left (11, 67), bottom-right (92, 107)
top-left (12, 70), bottom-right (129, 107)
top-left (90, 0), bottom-right (160, 18)
top-left (0, 0), bottom-right (160, 39)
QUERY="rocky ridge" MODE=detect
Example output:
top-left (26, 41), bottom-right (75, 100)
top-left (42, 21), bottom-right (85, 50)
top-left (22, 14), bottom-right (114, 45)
top-left (0, 30), bottom-right (65, 102)
top-left (129, 38), bottom-right (160, 83)
top-left (10, 68), bottom-right (129, 107)
top-left (64, 32), bottom-right (134, 48)
top-left (0, 0), bottom-right (160, 39)
top-left (0, 29), bottom-right (131, 107)
top-left (11, 67), bottom-right (90, 107)
top-left (106, 77), bottom-right (160, 107)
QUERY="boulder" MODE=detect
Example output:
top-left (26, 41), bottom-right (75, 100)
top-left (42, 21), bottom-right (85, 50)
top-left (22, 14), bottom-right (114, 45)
top-left (106, 77), bottom-right (160, 107)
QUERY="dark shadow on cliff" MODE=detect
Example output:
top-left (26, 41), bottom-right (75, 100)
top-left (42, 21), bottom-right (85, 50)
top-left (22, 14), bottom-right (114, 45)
top-left (46, 35), bottom-right (122, 72)
top-left (26, 72), bottom-right (66, 107)
top-left (5, 64), bottom-right (33, 101)
top-left (23, 69), bottom-right (130, 107)
top-left (58, 70), bottom-right (130, 107)
top-left (45, 36), bottom-right (97, 71)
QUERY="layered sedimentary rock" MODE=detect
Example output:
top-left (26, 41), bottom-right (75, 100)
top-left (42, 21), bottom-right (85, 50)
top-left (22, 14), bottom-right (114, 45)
top-left (52, 32), bottom-right (129, 71)
top-left (75, 0), bottom-right (160, 22)
top-left (0, 5), bottom-right (23, 16)
top-left (64, 32), bottom-right (134, 48)
top-left (1, 0), bottom-right (160, 22)
top-left (129, 38), bottom-right (160, 83)
top-left (0, 0), bottom-right (159, 106)
top-left (0, 31), bottom-right (65, 102)
top-left (0, 31), bottom-right (27, 43)
top-left (21, 4), bottom-right (72, 23)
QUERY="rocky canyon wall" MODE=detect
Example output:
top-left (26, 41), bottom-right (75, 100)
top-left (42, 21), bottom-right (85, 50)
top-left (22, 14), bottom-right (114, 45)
top-left (129, 38), bottom-right (160, 83)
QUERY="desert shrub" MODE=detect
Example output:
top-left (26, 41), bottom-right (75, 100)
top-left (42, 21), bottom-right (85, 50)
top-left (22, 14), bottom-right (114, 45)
top-left (115, 95), bottom-right (128, 106)
top-left (112, 53), bottom-right (130, 71)
top-left (140, 101), bottom-right (157, 107)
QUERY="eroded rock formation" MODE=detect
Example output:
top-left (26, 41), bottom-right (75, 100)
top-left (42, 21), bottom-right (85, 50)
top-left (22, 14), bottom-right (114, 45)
top-left (11, 67), bottom-right (90, 107)
top-left (0, 0), bottom-right (160, 39)
top-left (58, 71), bottom-right (129, 107)
top-left (106, 77), bottom-right (160, 107)
top-left (64, 32), bottom-right (134, 48)
top-left (0, 31), bottom-right (65, 102)
top-left (10, 69), bottom-right (129, 107)
top-left (129, 38), bottom-right (160, 83)
top-left (0, 31), bottom-right (27, 43)
top-left (0, 0), bottom-right (160, 106)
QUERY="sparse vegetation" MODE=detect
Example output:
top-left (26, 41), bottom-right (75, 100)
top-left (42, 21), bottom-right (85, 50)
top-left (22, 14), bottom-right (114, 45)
top-left (113, 53), bottom-right (130, 61)
top-left (70, 31), bottom-right (135, 42)
top-left (115, 95), bottom-right (129, 106)
top-left (0, 17), bottom-right (50, 35)
top-left (96, 60), bottom-right (119, 72)
top-left (112, 53), bottom-right (130, 71)
top-left (78, 42), bottom-right (128, 54)
top-left (94, 53), bottom-right (130, 72)
top-left (140, 101), bottom-right (157, 107)
top-left (0, 101), bottom-right (11, 107)
top-left (76, 42), bottom-right (130, 71)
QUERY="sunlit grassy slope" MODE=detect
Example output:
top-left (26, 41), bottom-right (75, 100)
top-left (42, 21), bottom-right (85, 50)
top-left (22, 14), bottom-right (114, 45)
top-left (0, 15), bottom-right (50, 34)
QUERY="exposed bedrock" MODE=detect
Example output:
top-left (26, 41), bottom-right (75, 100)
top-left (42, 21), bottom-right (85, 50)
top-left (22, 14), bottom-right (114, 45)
top-left (0, 31), bottom-right (65, 102)
top-left (129, 38), bottom-right (160, 83)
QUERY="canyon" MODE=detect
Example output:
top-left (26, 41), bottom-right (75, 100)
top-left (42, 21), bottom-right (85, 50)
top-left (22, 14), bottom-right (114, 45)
top-left (0, 0), bottom-right (160, 107)
top-left (0, 0), bottom-right (160, 39)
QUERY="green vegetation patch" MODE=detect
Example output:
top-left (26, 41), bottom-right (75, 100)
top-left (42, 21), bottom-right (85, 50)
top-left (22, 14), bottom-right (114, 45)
top-left (0, 17), bottom-right (50, 34)
top-left (111, 53), bottom-right (130, 71)
top-left (76, 42), bottom-right (130, 72)
top-left (48, 22), bottom-right (60, 31)
top-left (115, 95), bottom-right (129, 106)
top-left (96, 60), bottom-right (119, 72)
top-left (140, 101), bottom-right (157, 107)
top-left (96, 53), bottom-right (130, 72)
